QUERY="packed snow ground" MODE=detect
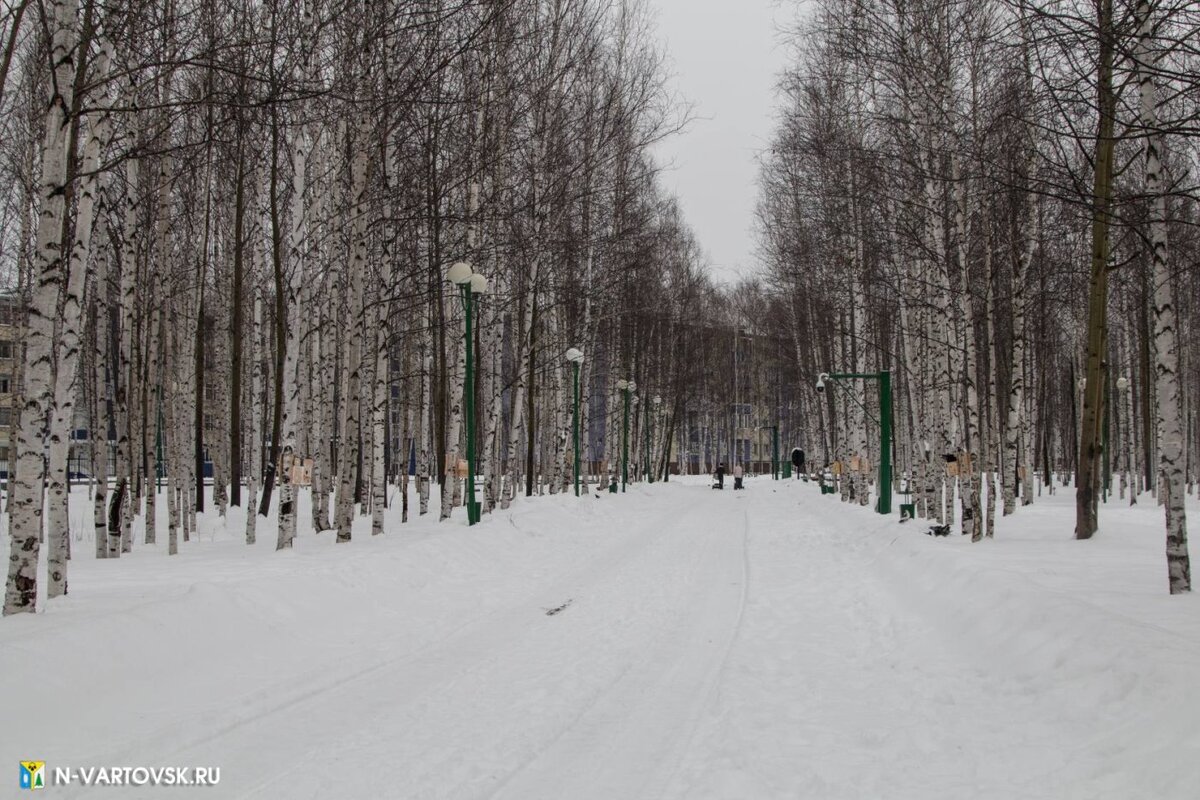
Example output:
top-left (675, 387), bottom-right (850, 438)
top-left (1, 477), bottom-right (1198, 799)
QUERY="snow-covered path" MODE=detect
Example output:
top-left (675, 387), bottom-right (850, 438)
top-left (2, 478), bottom-right (1197, 798)
top-left (155, 487), bottom-right (752, 799)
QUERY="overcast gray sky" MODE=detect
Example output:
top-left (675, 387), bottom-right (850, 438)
top-left (650, 0), bottom-right (800, 287)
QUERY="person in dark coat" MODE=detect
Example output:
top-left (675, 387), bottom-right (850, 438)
top-left (714, 463), bottom-right (726, 490)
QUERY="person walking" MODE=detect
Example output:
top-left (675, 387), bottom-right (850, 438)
top-left (733, 463), bottom-right (744, 490)
top-left (714, 463), bottom-right (726, 490)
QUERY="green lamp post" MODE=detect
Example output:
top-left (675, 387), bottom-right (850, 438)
top-left (447, 261), bottom-right (488, 525)
top-left (155, 381), bottom-right (164, 492)
top-left (770, 423), bottom-right (779, 480)
top-left (1113, 375), bottom-right (1129, 502)
top-left (816, 370), bottom-right (893, 515)
top-left (566, 347), bottom-right (584, 496)
top-left (616, 379), bottom-right (635, 492)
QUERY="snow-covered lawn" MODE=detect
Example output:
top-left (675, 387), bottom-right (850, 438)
top-left (1, 478), bottom-right (1196, 798)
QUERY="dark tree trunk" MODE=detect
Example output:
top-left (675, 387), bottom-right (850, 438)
top-left (194, 297), bottom-right (205, 512)
top-left (230, 142), bottom-right (245, 507)
top-left (260, 111), bottom-right (285, 516)
top-left (525, 287), bottom-right (539, 497)
top-left (1075, 0), bottom-right (1115, 539)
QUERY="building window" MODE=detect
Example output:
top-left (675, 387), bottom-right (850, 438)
top-left (0, 376), bottom-right (9, 394)
top-left (0, 342), bottom-right (12, 360)
top-left (0, 407), bottom-right (10, 426)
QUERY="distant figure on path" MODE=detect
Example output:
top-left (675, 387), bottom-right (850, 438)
top-left (733, 463), bottom-right (744, 490)
top-left (714, 463), bottom-right (726, 490)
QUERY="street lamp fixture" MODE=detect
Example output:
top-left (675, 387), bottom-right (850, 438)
top-left (566, 348), bottom-right (584, 496)
top-left (446, 261), bottom-right (488, 524)
top-left (447, 261), bottom-right (472, 285)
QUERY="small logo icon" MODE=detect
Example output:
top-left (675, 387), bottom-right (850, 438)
top-left (19, 761), bottom-right (45, 790)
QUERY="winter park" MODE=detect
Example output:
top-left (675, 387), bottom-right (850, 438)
top-left (2, 0), bottom-right (1200, 797)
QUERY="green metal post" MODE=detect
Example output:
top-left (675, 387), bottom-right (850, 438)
top-left (1102, 367), bottom-right (1110, 503)
top-left (829, 371), bottom-right (893, 515)
top-left (645, 401), bottom-right (652, 483)
top-left (772, 425), bottom-right (779, 480)
top-left (463, 284), bottom-right (479, 525)
top-left (877, 370), bottom-right (892, 515)
top-left (573, 361), bottom-right (581, 497)
top-left (155, 382), bottom-right (164, 492)
top-left (621, 389), bottom-right (630, 492)
top-left (662, 412), bottom-right (670, 482)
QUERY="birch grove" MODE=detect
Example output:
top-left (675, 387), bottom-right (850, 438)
top-left (756, 0), bottom-right (1198, 589)
top-left (2, 0), bottom-right (1196, 615)
top-left (0, 0), bottom-right (726, 613)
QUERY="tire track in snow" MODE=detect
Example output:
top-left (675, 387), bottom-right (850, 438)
top-left (648, 504), bottom-right (753, 799)
top-left (115, 495), bottom-right (694, 799)
top-left (481, 492), bottom-right (751, 800)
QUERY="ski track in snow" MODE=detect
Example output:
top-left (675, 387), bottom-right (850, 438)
top-left (2, 478), bottom-right (1198, 799)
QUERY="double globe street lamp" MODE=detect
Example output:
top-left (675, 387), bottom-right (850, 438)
top-left (447, 261), bottom-right (487, 525)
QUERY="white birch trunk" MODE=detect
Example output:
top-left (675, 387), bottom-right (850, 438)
top-left (1138, 0), bottom-right (1190, 593)
top-left (143, 136), bottom-right (173, 545)
top-left (4, 0), bottom-right (78, 613)
top-left (983, 217), bottom-right (1001, 537)
top-left (1004, 194), bottom-right (1037, 515)
top-left (440, 293), bottom-right (466, 520)
top-left (91, 183), bottom-right (112, 559)
top-left (477, 296), bottom-right (504, 512)
top-left (246, 296), bottom-right (262, 544)
top-left (953, 157), bottom-right (983, 541)
top-left (115, 152), bottom-right (140, 556)
top-left (417, 289), bottom-right (432, 516)
top-left (334, 121), bottom-right (371, 543)
top-left (276, 124), bottom-right (309, 549)
top-left (49, 40), bottom-right (113, 585)
top-left (370, 261), bottom-right (390, 535)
